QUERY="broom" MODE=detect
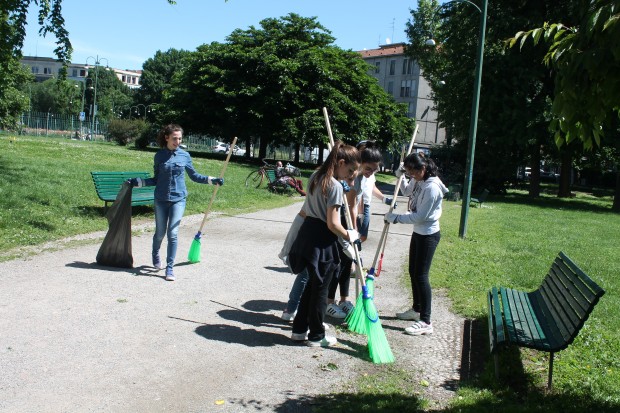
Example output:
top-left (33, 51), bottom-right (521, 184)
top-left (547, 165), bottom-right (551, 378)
top-left (188, 137), bottom-right (238, 263)
top-left (323, 107), bottom-right (393, 363)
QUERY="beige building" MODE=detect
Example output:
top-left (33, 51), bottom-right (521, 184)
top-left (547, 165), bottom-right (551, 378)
top-left (358, 43), bottom-right (445, 151)
top-left (20, 56), bottom-right (141, 89)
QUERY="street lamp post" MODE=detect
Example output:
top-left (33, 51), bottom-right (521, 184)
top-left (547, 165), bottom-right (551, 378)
top-left (426, 0), bottom-right (488, 238)
top-left (85, 55), bottom-right (109, 140)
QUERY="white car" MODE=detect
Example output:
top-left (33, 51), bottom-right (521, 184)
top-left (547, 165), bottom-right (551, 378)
top-left (212, 142), bottom-right (245, 155)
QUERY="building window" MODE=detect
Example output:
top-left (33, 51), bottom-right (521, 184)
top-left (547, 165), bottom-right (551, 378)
top-left (402, 58), bottom-right (414, 75)
top-left (31, 66), bottom-right (39, 74)
top-left (408, 102), bottom-right (415, 117)
top-left (389, 60), bottom-right (396, 75)
top-left (79, 69), bottom-right (86, 77)
top-left (375, 62), bottom-right (380, 73)
top-left (122, 75), bottom-right (126, 82)
top-left (400, 80), bottom-right (414, 97)
top-left (387, 81), bottom-right (394, 96)
top-left (43, 67), bottom-right (52, 74)
top-left (72, 69), bottom-right (78, 77)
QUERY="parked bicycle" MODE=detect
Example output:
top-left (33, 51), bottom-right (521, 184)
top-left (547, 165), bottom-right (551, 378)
top-left (245, 160), bottom-right (302, 188)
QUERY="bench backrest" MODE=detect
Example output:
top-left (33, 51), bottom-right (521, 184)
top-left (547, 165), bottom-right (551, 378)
top-left (265, 168), bottom-right (278, 184)
top-left (91, 171), bottom-right (151, 199)
top-left (531, 251), bottom-right (605, 351)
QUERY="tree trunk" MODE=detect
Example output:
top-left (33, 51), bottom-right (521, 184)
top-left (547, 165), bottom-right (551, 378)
top-left (613, 167), bottom-right (620, 212)
top-left (258, 137), bottom-right (268, 160)
top-left (529, 144), bottom-right (541, 197)
top-left (558, 149), bottom-right (572, 198)
top-left (318, 141), bottom-right (326, 164)
top-left (294, 143), bottom-right (300, 164)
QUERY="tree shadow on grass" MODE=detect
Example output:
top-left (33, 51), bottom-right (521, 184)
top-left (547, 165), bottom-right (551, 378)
top-left (497, 192), bottom-right (613, 214)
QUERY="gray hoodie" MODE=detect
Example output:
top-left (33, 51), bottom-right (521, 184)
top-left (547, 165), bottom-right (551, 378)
top-left (394, 176), bottom-right (449, 235)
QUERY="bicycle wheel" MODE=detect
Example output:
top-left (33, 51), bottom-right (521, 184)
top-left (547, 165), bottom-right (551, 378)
top-left (245, 170), bottom-right (264, 188)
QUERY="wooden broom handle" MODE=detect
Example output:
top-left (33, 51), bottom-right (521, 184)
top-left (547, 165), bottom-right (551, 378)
top-left (197, 136), bottom-right (238, 233)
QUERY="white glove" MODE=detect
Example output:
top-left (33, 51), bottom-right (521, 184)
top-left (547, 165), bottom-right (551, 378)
top-left (395, 162), bottom-right (405, 178)
top-left (346, 229), bottom-right (359, 244)
top-left (384, 212), bottom-right (399, 224)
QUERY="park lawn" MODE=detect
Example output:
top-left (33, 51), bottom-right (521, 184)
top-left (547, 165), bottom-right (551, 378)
top-left (0, 135), bottom-right (302, 258)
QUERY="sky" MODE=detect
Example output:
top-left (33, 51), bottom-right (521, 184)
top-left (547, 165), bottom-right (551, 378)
top-left (21, 0), bottom-right (420, 71)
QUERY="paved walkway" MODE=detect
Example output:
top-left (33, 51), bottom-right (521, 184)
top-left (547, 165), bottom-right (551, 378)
top-left (0, 195), bottom-right (465, 412)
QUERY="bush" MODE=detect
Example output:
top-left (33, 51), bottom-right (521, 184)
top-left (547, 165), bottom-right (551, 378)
top-left (107, 119), bottom-right (148, 146)
top-left (135, 123), bottom-right (160, 149)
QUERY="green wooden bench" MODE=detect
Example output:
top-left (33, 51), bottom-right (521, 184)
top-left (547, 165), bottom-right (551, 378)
top-left (487, 251), bottom-right (605, 389)
top-left (91, 171), bottom-right (155, 211)
top-left (470, 188), bottom-right (489, 207)
top-left (266, 168), bottom-right (293, 194)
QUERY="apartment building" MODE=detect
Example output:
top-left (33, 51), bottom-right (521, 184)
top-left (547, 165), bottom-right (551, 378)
top-left (358, 43), bottom-right (445, 151)
top-left (20, 56), bottom-right (141, 89)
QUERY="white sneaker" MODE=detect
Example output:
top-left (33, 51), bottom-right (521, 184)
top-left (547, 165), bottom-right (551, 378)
top-left (323, 322), bottom-right (330, 330)
top-left (281, 310), bottom-right (296, 321)
top-left (339, 301), bottom-right (355, 315)
top-left (396, 308), bottom-right (420, 321)
top-left (326, 303), bottom-right (347, 319)
top-left (291, 331), bottom-right (308, 341)
top-left (306, 335), bottom-right (338, 347)
top-left (404, 321), bottom-right (433, 336)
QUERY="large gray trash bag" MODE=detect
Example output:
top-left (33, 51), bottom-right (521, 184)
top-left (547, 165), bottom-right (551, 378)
top-left (96, 182), bottom-right (133, 268)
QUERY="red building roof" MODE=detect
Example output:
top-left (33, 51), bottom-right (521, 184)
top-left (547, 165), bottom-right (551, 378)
top-left (358, 43), bottom-right (406, 58)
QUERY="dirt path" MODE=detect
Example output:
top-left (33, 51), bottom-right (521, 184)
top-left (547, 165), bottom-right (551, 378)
top-left (0, 197), bottom-right (464, 412)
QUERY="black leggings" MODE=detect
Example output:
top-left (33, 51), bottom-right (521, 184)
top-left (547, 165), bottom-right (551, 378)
top-left (408, 231), bottom-right (441, 324)
top-left (328, 247), bottom-right (352, 300)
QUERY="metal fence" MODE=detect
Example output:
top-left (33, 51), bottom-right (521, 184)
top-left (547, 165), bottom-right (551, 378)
top-left (19, 111), bottom-right (108, 139)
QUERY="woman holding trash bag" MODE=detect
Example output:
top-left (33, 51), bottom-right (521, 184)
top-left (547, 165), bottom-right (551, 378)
top-left (127, 124), bottom-right (223, 281)
top-left (384, 152), bottom-right (448, 336)
top-left (287, 141), bottom-right (360, 347)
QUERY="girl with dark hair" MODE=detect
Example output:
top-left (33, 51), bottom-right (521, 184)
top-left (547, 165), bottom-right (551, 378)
top-left (325, 140), bottom-right (392, 319)
top-left (288, 141), bottom-right (361, 347)
top-left (128, 124), bottom-right (223, 281)
top-left (384, 152), bottom-right (448, 335)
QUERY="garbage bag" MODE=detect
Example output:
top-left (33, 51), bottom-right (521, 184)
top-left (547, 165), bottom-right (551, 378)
top-left (96, 182), bottom-right (133, 268)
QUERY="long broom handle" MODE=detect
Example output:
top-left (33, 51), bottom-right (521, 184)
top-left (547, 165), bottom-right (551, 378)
top-left (322, 107), bottom-right (366, 293)
top-left (371, 124), bottom-right (419, 271)
top-left (196, 136), bottom-right (238, 234)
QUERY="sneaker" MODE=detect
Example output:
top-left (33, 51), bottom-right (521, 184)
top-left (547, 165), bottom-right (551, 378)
top-left (291, 331), bottom-right (308, 341)
top-left (326, 303), bottom-right (347, 319)
top-left (396, 308), bottom-right (420, 321)
top-left (323, 322), bottom-right (330, 330)
top-left (404, 320), bottom-right (433, 336)
top-left (281, 310), bottom-right (296, 321)
top-left (339, 301), bottom-right (355, 315)
top-left (152, 254), bottom-right (164, 270)
top-left (165, 269), bottom-right (176, 281)
top-left (306, 335), bottom-right (338, 347)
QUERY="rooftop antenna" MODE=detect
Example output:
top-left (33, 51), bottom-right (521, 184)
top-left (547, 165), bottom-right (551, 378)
top-left (391, 18), bottom-right (395, 43)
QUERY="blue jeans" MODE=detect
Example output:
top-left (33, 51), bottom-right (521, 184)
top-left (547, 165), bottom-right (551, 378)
top-left (285, 268), bottom-right (309, 313)
top-left (153, 199), bottom-right (186, 271)
top-left (356, 203), bottom-right (370, 238)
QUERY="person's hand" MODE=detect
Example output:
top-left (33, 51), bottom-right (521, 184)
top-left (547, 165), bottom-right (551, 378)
top-left (384, 212), bottom-right (399, 224)
top-left (210, 177), bottom-right (224, 186)
top-left (383, 196), bottom-right (397, 208)
top-left (346, 229), bottom-right (359, 244)
top-left (126, 178), bottom-right (143, 188)
top-left (395, 162), bottom-right (405, 178)
top-left (340, 180), bottom-right (351, 193)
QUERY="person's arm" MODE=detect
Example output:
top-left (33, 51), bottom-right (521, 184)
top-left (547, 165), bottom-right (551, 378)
top-left (387, 185), bottom-right (441, 224)
top-left (185, 155), bottom-right (222, 185)
top-left (347, 189), bottom-right (358, 230)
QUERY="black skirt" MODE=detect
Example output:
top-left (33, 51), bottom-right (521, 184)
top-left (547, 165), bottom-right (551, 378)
top-left (288, 216), bottom-right (340, 282)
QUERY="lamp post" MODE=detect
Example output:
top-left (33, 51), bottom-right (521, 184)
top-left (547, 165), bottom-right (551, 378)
top-left (85, 55), bottom-right (109, 139)
top-left (426, 0), bottom-right (487, 238)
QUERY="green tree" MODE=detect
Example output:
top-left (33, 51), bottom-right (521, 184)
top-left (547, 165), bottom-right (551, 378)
top-left (165, 13), bottom-right (413, 159)
top-left (82, 67), bottom-right (133, 121)
top-left (406, 0), bottom-right (580, 195)
top-left (138, 48), bottom-right (191, 106)
top-left (0, 58), bottom-right (31, 129)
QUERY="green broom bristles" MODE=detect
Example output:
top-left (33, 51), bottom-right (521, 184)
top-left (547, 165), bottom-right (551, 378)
top-left (363, 285), bottom-right (394, 364)
top-left (346, 290), bottom-right (366, 334)
top-left (187, 233), bottom-right (202, 263)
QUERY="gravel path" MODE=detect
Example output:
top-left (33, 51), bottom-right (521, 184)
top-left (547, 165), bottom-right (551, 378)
top-left (0, 195), bottom-right (465, 412)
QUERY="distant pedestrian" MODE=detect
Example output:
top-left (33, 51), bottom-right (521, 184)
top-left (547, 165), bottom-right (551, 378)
top-left (287, 141), bottom-right (360, 347)
top-left (127, 124), bottom-right (223, 281)
top-left (384, 153), bottom-right (448, 335)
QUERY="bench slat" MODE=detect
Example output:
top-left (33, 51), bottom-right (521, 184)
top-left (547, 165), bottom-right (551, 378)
top-left (540, 272), bottom-right (582, 331)
top-left (554, 258), bottom-right (599, 306)
top-left (91, 171), bottom-right (154, 209)
top-left (488, 288), bottom-right (505, 352)
top-left (529, 291), bottom-right (566, 351)
top-left (502, 287), bottom-right (547, 349)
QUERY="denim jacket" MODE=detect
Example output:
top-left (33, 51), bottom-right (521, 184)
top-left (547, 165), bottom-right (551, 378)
top-left (143, 148), bottom-right (211, 202)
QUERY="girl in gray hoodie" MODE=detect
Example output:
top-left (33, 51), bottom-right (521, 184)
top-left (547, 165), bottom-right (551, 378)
top-left (384, 152), bottom-right (449, 336)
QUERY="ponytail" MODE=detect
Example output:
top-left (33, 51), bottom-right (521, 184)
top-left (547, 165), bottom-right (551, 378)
top-left (309, 141), bottom-right (360, 196)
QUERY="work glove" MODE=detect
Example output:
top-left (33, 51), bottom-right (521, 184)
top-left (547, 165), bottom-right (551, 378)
top-left (209, 177), bottom-right (224, 186)
top-left (340, 180), bottom-right (351, 193)
top-left (394, 162), bottom-right (405, 178)
top-left (383, 196), bottom-right (397, 208)
top-left (126, 177), bottom-right (143, 188)
top-left (384, 212), bottom-right (399, 224)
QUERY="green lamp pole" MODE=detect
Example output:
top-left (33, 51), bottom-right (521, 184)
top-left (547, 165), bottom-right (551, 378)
top-left (85, 55), bottom-right (108, 139)
top-left (458, 0), bottom-right (488, 238)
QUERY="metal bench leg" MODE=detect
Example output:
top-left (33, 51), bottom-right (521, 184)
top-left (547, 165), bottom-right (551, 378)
top-left (547, 352), bottom-right (554, 390)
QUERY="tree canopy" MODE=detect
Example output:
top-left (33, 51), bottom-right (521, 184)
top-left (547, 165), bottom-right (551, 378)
top-left (164, 13), bottom-right (413, 158)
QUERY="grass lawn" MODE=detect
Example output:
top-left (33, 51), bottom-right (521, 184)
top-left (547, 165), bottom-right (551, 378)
top-left (2, 135), bottom-right (619, 411)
